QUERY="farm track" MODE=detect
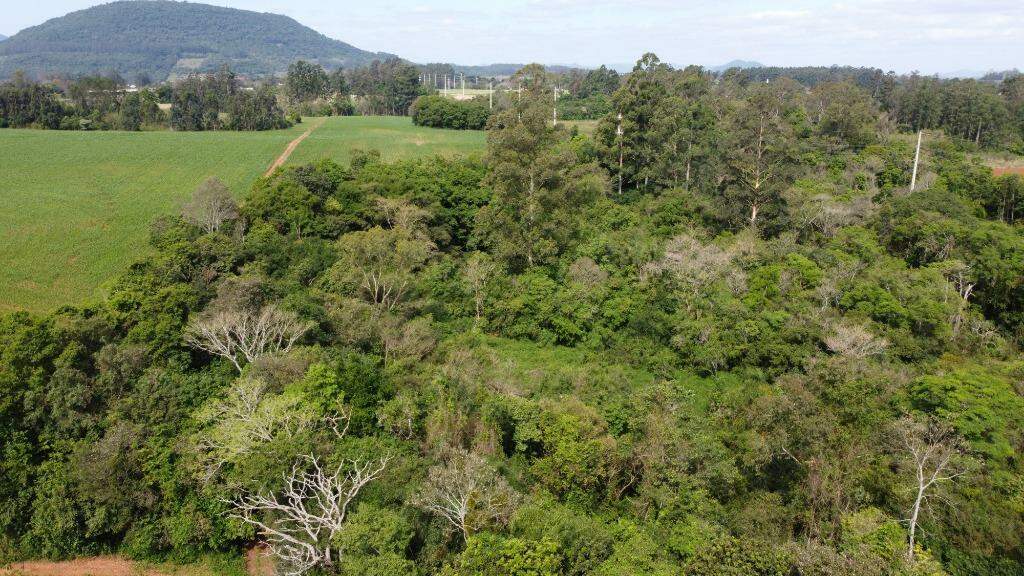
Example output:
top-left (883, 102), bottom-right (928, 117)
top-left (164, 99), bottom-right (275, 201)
top-left (264, 117), bottom-right (326, 176)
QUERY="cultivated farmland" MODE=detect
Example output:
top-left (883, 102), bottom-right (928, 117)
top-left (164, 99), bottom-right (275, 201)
top-left (0, 117), bottom-right (485, 312)
top-left (284, 116), bottom-right (484, 166)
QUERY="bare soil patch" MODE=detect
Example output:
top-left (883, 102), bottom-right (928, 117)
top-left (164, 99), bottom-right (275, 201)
top-left (1, 552), bottom-right (260, 576)
top-left (244, 546), bottom-right (274, 576)
top-left (264, 117), bottom-right (326, 176)
top-left (4, 555), bottom-right (156, 576)
top-left (993, 166), bottom-right (1024, 177)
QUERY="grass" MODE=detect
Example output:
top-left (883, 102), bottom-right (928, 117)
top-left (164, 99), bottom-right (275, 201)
top-left (284, 116), bottom-right (484, 166)
top-left (0, 116), bottom-right (485, 313)
top-left (563, 119), bottom-right (599, 137)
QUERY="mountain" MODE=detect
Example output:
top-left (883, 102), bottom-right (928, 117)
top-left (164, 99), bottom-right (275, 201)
top-left (937, 70), bottom-right (985, 79)
top-left (709, 59), bottom-right (765, 73)
top-left (0, 35), bottom-right (7, 42)
top-left (450, 63), bottom-right (586, 77)
top-left (0, 1), bottom-right (395, 81)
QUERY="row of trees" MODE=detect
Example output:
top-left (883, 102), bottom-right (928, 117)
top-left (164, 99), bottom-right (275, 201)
top-left (284, 59), bottom-right (422, 117)
top-left (888, 74), bottom-right (1021, 146)
top-left (0, 67), bottom-right (288, 131)
top-left (0, 71), bottom-right (163, 130)
top-left (170, 67), bottom-right (290, 131)
top-left (729, 65), bottom-right (1024, 149)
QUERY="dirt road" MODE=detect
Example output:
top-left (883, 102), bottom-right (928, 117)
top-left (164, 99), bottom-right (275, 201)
top-left (264, 117), bottom-right (326, 177)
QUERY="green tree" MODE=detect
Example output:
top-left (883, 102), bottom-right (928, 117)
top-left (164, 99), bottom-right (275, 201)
top-left (476, 74), bottom-right (605, 269)
top-left (286, 60), bottom-right (330, 103)
top-left (721, 80), bottom-right (801, 229)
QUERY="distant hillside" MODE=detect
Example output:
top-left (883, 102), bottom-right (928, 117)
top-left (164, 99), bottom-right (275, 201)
top-left (0, 1), bottom-right (395, 81)
top-left (0, 35), bottom-right (8, 42)
top-left (451, 63), bottom-right (586, 77)
top-left (709, 59), bottom-right (765, 73)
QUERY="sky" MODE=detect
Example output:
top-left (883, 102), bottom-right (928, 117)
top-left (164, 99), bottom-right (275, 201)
top-left (4, 0), bottom-right (1023, 74)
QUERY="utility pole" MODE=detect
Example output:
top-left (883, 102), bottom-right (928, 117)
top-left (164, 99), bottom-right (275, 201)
top-left (461, 73), bottom-right (465, 96)
top-left (911, 130), bottom-right (922, 192)
top-left (489, 81), bottom-right (493, 110)
top-left (617, 112), bottom-right (624, 195)
top-left (553, 86), bottom-right (558, 126)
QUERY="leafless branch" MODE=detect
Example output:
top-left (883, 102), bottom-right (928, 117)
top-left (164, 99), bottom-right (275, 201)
top-left (185, 304), bottom-right (313, 373)
top-left (230, 453), bottom-right (390, 575)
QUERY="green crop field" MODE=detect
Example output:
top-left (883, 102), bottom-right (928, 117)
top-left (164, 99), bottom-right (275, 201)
top-left (284, 116), bottom-right (485, 166)
top-left (0, 117), bottom-right (485, 312)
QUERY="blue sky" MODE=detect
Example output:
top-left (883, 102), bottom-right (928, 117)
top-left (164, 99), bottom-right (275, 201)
top-left (5, 0), bottom-right (1023, 74)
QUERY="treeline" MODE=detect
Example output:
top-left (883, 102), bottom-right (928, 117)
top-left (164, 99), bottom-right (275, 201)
top-left (0, 67), bottom-right (289, 132)
top-left (727, 65), bottom-right (1024, 149)
top-left (0, 71), bottom-right (163, 130)
top-left (888, 74), bottom-right (1021, 145)
top-left (283, 58), bottom-right (422, 117)
top-left (169, 67), bottom-right (289, 131)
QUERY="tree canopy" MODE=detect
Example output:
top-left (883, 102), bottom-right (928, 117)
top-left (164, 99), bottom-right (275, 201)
top-left (1, 57), bottom-right (1023, 576)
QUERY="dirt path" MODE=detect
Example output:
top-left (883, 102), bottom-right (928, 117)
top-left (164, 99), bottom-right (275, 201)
top-left (264, 117), bottom-right (326, 177)
top-left (2, 549), bottom-right (273, 576)
top-left (3, 556), bottom-right (169, 576)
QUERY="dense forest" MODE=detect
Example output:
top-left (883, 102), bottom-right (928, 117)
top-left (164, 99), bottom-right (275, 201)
top-left (2, 55), bottom-right (1024, 576)
top-left (0, 1), bottom-right (392, 81)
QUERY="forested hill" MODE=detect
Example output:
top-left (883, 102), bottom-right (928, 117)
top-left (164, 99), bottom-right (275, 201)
top-left (0, 1), bottom-right (394, 81)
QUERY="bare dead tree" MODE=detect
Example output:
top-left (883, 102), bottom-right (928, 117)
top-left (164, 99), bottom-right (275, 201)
top-left (894, 417), bottom-right (969, 561)
top-left (231, 454), bottom-right (391, 575)
top-left (374, 196), bottom-right (430, 233)
top-left (379, 315), bottom-right (436, 367)
top-left (642, 233), bottom-right (743, 304)
top-left (411, 449), bottom-right (519, 541)
top-left (181, 177), bottom-right (239, 234)
top-left (184, 304), bottom-right (313, 373)
top-left (824, 322), bottom-right (888, 359)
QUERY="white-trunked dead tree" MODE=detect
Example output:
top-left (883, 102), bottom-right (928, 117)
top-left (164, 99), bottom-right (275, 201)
top-left (894, 416), bottom-right (970, 562)
top-left (184, 304), bottom-right (313, 373)
top-left (412, 449), bottom-right (519, 542)
top-left (231, 454), bottom-right (391, 576)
